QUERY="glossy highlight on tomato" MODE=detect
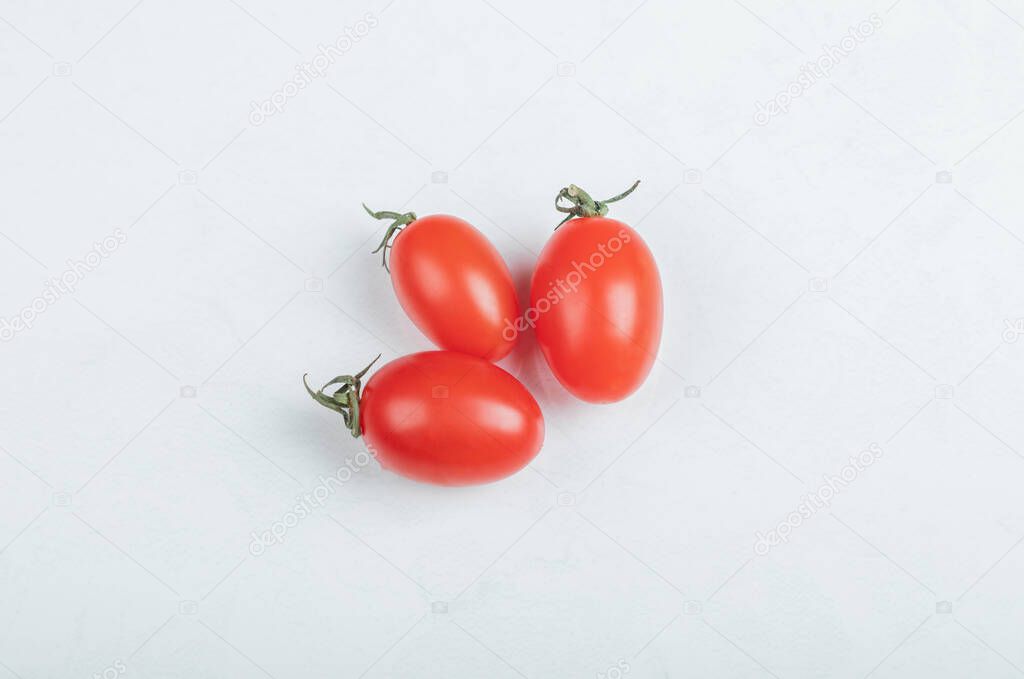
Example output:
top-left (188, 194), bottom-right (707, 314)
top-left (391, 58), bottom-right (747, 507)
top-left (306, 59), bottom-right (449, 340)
top-left (529, 182), bottom-right (663, 403)
top-left (365, 206), bottom-right (519, 361)
top-left (305, 351), bottom-right (544, 486)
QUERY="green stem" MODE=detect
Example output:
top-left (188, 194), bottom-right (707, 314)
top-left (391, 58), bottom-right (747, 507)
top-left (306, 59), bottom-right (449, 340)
top-left (303, 354), bottom-right (381, 438)
top-left (553, 180), bottom-right (640, 229)
top-left (363, 204), bottom-right (417, 272)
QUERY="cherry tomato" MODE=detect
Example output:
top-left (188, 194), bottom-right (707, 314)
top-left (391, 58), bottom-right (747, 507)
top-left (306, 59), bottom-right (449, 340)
top-left (364, 206), bottom-right (519, 361)
top-left (305, 351), bottom-right (544, 486)
top-left (528, 182), bottom-right (663, 403)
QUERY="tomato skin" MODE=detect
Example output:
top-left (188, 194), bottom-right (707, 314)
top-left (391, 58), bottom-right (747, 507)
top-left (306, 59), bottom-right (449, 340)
top-left (390, 215), bottom-right (519, 361)
top-left (529, 217), bottom-right (663, 403)
top-left (360, 351), bottom-right (544, 485)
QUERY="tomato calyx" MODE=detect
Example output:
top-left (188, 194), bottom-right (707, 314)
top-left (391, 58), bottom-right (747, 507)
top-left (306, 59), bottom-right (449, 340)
top-left (554, 180), bottom-right (640, 229)
top-left (302, 354), bottom-right (381, 437)
top-left (363, 203), bottom-right (417, 272)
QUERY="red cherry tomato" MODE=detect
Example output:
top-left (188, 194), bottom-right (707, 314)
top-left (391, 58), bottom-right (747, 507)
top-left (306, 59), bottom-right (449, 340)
top-left (528, 182), bottom-right (663, 403)
top-left (365, 207), bottom-right (519, 361)
top-left (305, 351), bottom-right (544, 486)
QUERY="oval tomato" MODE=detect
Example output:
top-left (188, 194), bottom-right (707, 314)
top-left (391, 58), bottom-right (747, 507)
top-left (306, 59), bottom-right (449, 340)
top-left (528, 183), bottom-right (662, 403)
top-left (365, 207), bottom-right (519, 361)
top-left (306, 351), bottom-right (544, 486)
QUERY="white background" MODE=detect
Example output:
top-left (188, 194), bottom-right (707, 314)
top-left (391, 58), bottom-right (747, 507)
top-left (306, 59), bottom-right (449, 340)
top-left (2, 0), bottom-right (1024, 677)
